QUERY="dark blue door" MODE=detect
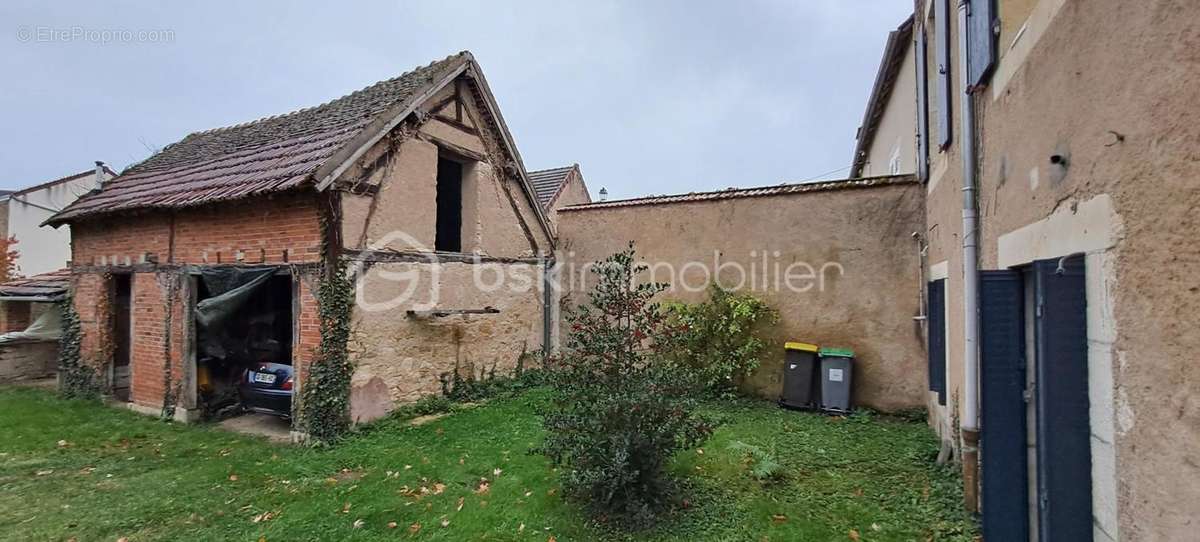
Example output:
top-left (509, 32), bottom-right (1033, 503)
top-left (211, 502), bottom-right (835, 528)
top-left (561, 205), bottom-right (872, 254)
top-left (980, 270), bottom-right (1028, 541)
top-left (927, 280), bottom-right (947, 405)
top-left (1033, 256), bottom-right (1093, 542)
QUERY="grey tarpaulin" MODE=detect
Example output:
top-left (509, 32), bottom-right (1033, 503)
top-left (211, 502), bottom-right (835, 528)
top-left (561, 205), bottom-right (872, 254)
top-left (0, 307), bottom-right (62, 343)
top-left (195, 267), bottom-right (278, 330)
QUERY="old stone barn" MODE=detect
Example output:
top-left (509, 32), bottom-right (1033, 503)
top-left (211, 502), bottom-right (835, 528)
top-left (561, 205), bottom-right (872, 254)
top-left (47, 52), bottom-right (556, 424)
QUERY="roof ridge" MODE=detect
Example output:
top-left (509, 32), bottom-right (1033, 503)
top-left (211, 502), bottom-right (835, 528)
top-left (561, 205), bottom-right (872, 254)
top-left (560, 174), bottom-right (916, 211)
top-left (186, 51), bottom-right (471, 138)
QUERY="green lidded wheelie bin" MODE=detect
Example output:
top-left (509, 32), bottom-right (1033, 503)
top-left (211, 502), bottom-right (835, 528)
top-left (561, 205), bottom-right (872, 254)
top-left (780, 341), bottom-right (820, 410)
top-left (818, 347), bottom-right (855, 413)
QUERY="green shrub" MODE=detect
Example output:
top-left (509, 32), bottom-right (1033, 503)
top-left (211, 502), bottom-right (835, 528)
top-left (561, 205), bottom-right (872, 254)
top-left (540, 244), bottom-right (712, 529)
top-left (727, 440), bottom-right (785, 481)
top-left (662, 285), bottom-right (778, 394)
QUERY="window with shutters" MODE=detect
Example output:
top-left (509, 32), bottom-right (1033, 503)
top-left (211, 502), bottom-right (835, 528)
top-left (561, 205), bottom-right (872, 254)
top-left (915, 27), bottom-right (930, 182)
top-left (934, 0), bottom-right (952, 149)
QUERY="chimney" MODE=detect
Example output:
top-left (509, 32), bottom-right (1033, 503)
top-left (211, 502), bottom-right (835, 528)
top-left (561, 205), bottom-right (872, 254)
top-left (599, 187), bottom-right (608, 202)
top-left (94, 161), bottom-right (106, 190)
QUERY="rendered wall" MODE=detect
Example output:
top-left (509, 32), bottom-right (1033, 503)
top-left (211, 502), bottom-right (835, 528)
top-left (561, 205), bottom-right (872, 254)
top-left (336, 76), bottom-right (553, 422)
top-left (556, 179), bottom-right (927, 412)
top-left (916, 0), bottom-right (1200, 538)
top-left (9, 172), bottom-right (109, 276)
top-left (861, 41), bottom-right (918, 177)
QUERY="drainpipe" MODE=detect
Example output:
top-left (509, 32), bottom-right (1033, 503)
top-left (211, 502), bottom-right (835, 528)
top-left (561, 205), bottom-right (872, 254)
top-left (956, 0), bottom-right (982, 514)
top-left (542, 258), bottom-right (554, 359)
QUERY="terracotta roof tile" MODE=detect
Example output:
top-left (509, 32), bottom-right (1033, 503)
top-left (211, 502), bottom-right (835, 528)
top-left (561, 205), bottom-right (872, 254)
top-left (0, 268), bottom-right (70, 300)
top-left (559, 174), bottom-right (916, 211)
top-left (48, 52), bottom-right (471, 225)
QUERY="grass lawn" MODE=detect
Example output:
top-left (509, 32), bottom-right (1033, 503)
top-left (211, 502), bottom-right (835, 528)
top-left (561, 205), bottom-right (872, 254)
top-left (0, 386), bottom-right (976, 541)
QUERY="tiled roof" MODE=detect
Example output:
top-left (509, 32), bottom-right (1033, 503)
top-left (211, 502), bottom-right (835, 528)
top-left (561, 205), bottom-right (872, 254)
top-left (527, 165), bottom-right (575, 207)
top-left (48, 52), bottom-right (472, 225)
top-left (0, 268), bottom-right (70, 300)
top-left (559, 174), bottom-right (916, 211)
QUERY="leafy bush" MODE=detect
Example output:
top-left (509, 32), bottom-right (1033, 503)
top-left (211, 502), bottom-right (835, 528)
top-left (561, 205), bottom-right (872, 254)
top-left (541, 244), bottom-right (712, 528)
top-left (662, 285), bottom-right (778, 394)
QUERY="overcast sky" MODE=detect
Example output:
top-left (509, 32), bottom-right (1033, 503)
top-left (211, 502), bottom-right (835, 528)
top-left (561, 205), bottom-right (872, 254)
top-left (0, 1), bottom-right (911, 199)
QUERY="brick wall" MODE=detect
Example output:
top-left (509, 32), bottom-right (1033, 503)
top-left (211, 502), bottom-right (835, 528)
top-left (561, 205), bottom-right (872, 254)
top-left (72, 192), bottom-right (323, 267)
top-left (128, 272), bottom-right (186, 408)
top-left (68, 190), bottom-right (326, 410)
top-left (0, 300), bottom-right (31, 333)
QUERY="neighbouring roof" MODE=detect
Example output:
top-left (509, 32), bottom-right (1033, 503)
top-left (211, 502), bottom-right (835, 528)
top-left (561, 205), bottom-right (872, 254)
top-left (47, 53), bottom-right (475, 226)
top-left (528, 165), bottom-right (577, 208)
top-left (11, 165), bottom-right (116, 198)
top-left (0, 268), bottom-right (70, 301)
top-left (850, 15), bottom-right (915, 178)
top-left (559, 174), bottom-right (916, 212)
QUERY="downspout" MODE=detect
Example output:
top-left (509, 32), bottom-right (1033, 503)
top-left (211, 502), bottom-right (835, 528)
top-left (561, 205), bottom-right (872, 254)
top-left (541, 258), bottom-right (554, 358)
top-left (956, 0), bottom-right (982, 513)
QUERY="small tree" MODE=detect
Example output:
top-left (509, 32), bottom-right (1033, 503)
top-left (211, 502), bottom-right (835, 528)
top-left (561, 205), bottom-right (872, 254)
top-left (541, 244), bottom-right (711, 528)
top-left (662, 285), bottom-right (778, 394)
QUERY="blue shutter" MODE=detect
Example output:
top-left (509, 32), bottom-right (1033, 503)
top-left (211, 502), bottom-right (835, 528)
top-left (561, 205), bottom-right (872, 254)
top-left (915, 28), bottom-right (930, 182)
top-left (967, 0), bottom-right (998, 88)
top-left (927, 279), bottom-right (947, 405)
top-left (934, 0), bottom-right (952, 148)
top-left (980, 270), bottom-right (1029, 542)
top-left (1033, 256), bottom-right (1093, 542)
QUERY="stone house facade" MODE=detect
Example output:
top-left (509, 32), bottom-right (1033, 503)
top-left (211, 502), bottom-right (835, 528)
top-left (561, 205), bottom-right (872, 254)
top-left (908, 0), bottom-right (1200, 540)
top-left (48, 52), bottom-right (554, 424)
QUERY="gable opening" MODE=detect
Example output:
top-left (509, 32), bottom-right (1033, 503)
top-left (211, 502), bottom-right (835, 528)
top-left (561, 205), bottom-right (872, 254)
top-left (435, 155), bottom-right (464, 252)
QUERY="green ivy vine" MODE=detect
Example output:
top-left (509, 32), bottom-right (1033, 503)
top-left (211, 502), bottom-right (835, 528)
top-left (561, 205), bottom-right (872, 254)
top-left (298, 259), bottom-right (356, 444)
top-left (56, 295), bottom-right (101, 400)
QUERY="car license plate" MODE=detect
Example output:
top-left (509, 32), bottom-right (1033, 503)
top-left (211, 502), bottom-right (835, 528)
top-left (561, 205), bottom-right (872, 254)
top-left (253, 372), bottom-right (276, 384)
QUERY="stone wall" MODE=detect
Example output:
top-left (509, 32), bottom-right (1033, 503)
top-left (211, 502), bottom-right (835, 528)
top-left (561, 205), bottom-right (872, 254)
top-left (0, 339), bottom-right (58, 383)
top-left (556, 177), bottom-right (927, 412)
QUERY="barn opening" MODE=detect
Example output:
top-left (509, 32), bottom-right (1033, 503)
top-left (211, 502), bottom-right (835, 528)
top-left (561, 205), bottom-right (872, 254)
top-left (192, 268), bottom-right (294, 420)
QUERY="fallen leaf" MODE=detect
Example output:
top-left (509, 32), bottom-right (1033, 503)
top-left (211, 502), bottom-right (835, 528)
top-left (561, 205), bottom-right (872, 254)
top-left (519, 523), bottom-right (525, 533)
top-left (409, 522), bottom-right (422, 534)
top-left (849, 529), bottom-right (860, 541)
top-left (341, 502), bottom-right (351, 514)
top-left (433, 482), bottom-right (446, 494)
top-left (524, 491), bottom-right (533, 497)
top-left (771, 514), bottom-right (788, 524)
top-left (440, 518), bottom-right (450, 528)
top-left (228, 474), bottom-right (239, 481)
top-left (475, 479), bottom-right (491, 495)
top-left (548, 536), bottom-right (557, 542)
top-left (57, 440), bottom-right (70, 448)
top-left (387, 521), bottom-right (398, 529)
top-left (117, 538), bottom-right (129, 542)
top-left (35, 470), bottom-right (53, 476)
top-left (493, 468), bottom-right (503, 476)
top-left (871, 523), bottom-right (881, 531)
top-left (696, 448), bottom-right (704, 455)
top-left (251, 511), bottom-right (275, 523)
top-left (456, 497), bottom-right (465, 511)
top-left (353, 518), bottom-right (364, 528)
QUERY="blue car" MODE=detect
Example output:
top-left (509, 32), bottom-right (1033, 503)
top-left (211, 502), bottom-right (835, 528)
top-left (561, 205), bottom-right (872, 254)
top-left (238, 362), bottom-right (294, 418)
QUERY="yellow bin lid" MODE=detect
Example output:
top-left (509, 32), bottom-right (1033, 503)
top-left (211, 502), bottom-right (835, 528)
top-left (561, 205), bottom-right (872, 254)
top-left (785, 341), bottom-right (819, 353)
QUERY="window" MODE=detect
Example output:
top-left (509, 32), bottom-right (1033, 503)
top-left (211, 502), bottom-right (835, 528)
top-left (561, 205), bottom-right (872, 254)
top-left (934, 0), bottom-right (952, 149)
top-left (435, 156), bottom-right (463, 252)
